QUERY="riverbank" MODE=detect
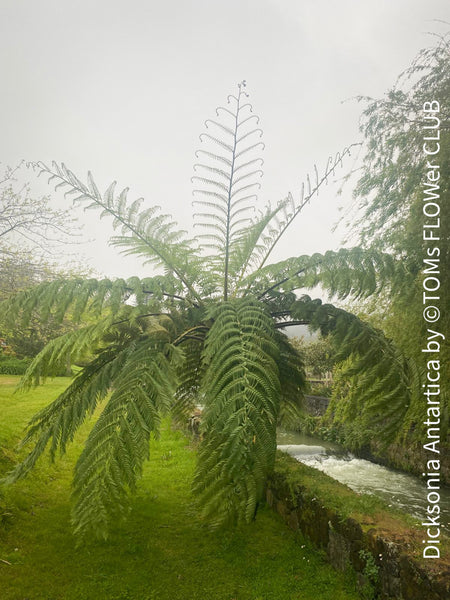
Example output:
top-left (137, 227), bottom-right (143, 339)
top-left (300, 395), bottom-right (450, 485)
top-left (277, 429), bottom-right (450, 532)
top-left (359, 438), bottom-right (450, 486)
top-left (268, 451), bottom-right (450, 599)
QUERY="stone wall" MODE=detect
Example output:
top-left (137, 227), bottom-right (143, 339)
top-left (304, 394), bottom-right (330, 416)
top-left (267, 454), bottom-right (450, 599)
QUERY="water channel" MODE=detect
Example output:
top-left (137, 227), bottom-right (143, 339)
top-left (277, 429), bottom-right (450, 533)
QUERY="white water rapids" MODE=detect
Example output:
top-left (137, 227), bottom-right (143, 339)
top-left (277, 430), bottom-right (450, 532)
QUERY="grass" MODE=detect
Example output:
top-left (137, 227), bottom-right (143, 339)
top-left (0, 375), bottom-right (360, 600)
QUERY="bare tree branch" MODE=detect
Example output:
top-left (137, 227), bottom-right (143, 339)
top-left (0, 163), bottom-right (82, 253)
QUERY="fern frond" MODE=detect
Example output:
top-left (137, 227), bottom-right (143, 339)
top-left (71, 339), bottom-right (182, 539)
top-left (274, 331), bottom-right (307, 428)
top-left (0, 274), bottom-right (188, 331)
top-left (243, 248), bottom-right (411, 301)
top-left (248, 145), bottom-right (361, 273)
top-left (193, 82), bottom-right (265, 299)
top-left (172, 339), bottom-right (205, 424)
top-left (18, 309), bottom-right (172, 388)
top-left (3, 321), bottom-right (177, 488)
top-left (289, 295), bottom-right (417, 442)
top-left (192, 297), bottom-right (280, 526)
top-left (228, 195), bottom-right (295, 290)
top-left (34, 162), bottom-right (204, 303)
top-left (4, 343), bottom-right (129, 483)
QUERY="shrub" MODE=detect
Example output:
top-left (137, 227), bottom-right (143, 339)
top-left (0, 356), bottom-right (32, 375)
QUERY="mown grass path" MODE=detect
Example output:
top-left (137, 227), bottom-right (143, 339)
top-left (0, 376), bottom-right (359, 599)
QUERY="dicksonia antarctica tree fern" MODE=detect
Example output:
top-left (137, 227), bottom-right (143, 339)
top-left (1, 81), bottom-right (417, 538)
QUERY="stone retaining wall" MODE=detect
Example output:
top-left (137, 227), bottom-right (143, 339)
top-left (267, 455), bottom-right (450, 599)
top-left (304, 394), bottom-right (330, 416)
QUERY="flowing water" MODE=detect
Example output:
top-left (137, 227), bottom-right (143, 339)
top-left (277, 429), bottom-right (450, 532)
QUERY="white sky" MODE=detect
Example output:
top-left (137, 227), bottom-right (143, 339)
top-left (1, 0), bottom-right (449, 279)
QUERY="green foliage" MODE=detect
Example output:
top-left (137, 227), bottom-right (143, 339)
top-left (290, 296), bottom-right (419, 444)
top-left (291, 335), bottom-right (335, 378)
top-left (334, 32), bottom-right (450, 447)
top-left (0, 356), bottom-right (31, 375)
top-left (37, 163), bottom-right (204, 303)
top-left (5, 320), bottom-right (183, 540)
top-left (274, 330), bottom-right (307, 427)
top-left (352, 34), bottom-right (450, 249)
top-left (0, 80), bottom-right (418, 539)
top-left (0, 377), bottom-right (360, 600)
top-left (358, 550), bottom-right (379, 600)
top-left (353, 33), bottom-right (450, 351)
top-left (0, 248), bottom-right (92, 358)
top-left (193, 298), bottom-right (280, 526)
top-left (241, 246), bottom-right (411, 301)
top-left (72, 339), bottom-right (182, 539)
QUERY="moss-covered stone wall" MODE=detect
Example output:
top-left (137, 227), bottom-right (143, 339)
top-left (268, 452), bottom-right (450, 600)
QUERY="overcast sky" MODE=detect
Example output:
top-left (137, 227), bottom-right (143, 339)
top-left (1, 0), bottom-right (449, 279)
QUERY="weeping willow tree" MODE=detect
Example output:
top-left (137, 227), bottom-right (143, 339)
top-left (1, 81), bottom-right (417, 539)
top-left (325, 33), bottom-right (450, 458)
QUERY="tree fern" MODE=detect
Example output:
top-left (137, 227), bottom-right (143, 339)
top-left (1, 83), bottom-right (418, 538)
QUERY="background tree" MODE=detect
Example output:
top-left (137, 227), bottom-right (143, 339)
top-left (0, 163), bottom-right (88, 359)
top-left (290, 335), bottom-right (335, 398)
top-left (0, 248), bottom-right (92, 359)
top-left (1, 82), bottom-right (415, 539)
top-left (291, 335), bottom-right (335, 379)
top-left (325, 33), bottom-right (449, 464)
top-left (0, 163), bottom-right (80, 252)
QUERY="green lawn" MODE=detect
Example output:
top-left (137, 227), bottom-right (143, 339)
top-left (0, 376), bottom-right (359, 600)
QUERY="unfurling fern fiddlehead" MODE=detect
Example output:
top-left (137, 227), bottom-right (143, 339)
top-left (193, 80), bottom-right (265, 299)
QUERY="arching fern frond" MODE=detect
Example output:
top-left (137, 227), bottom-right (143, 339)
top-left (192, 298), bottom-right (280, 527)
top-left (241, 247), bottom-right (412, 301)
top-left (288, 295), bottom-right (417, 443)
top-left (72, 339), bottom-right (182, 539)
top-left (18, 309), bottom-right (173, 388)
top-left (326, 350), bottom-right (421, 450)
top-left (4, 322), bottom-right (177, 489)
top-left (1, 274), bottom-right (187, 331)
top-left (34, 162), bottom-right (204, 303)
top-left (4, 339), bottom-right (135, 484)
